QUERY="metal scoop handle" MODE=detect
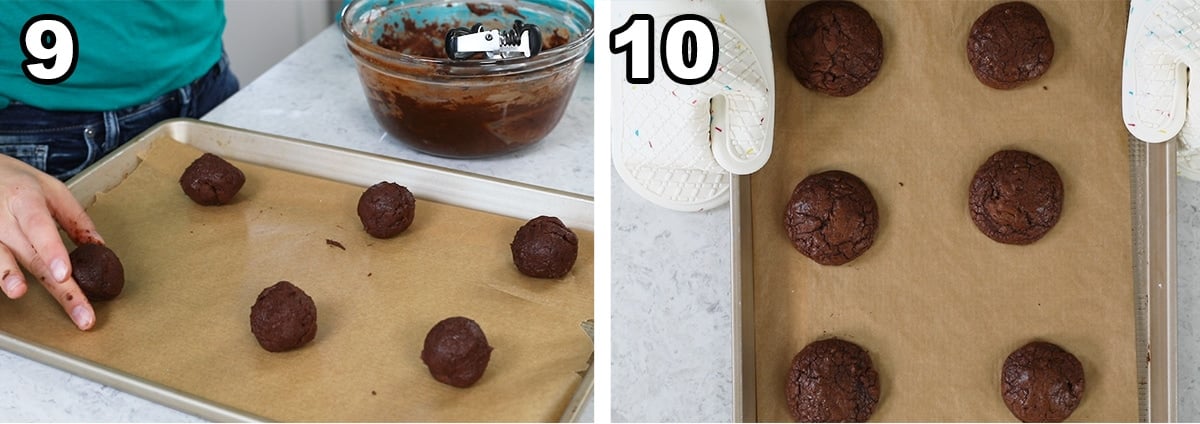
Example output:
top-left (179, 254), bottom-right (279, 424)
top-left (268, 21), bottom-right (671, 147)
top-left (445, 21), bottom-right (543, 60)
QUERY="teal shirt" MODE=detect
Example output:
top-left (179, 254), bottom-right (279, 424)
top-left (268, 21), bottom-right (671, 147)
top-left (0, 1), bottom-right (225, 111)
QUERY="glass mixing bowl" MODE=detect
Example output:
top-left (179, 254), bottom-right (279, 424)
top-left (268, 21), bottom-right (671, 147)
top-left (340, 0), bottom-right (593, 158)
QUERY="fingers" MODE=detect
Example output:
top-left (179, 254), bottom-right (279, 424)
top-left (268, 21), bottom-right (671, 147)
top-left (2, 179), bottom-right (97, 331)
top-left (8, 188), bottom-right (72, 284)
top-left (39, 178), bottom-right (100, 331)
top-left (1, 228), bottom-right (94, 330)
top-left (34, 275), bottom-right (94, 331)
top-left (41, 178), bottom-right (103, 246)
top-left (0, 243), bottom-right (27, 299)
top-left (1, 232), bottom-right (94, 330)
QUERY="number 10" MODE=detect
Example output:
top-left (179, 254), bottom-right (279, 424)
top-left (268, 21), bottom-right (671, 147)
top-left (610, 14), bottom-right (718, 85)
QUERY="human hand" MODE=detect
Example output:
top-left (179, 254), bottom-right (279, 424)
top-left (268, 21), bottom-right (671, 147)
top-left (0, 154), bottom-right (100, 330)
top-left (1122, 0), bottom-right (1200, 178)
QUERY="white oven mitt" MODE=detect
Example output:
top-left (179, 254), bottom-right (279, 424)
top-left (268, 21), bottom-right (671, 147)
top-left (1122, 0), bottom-right (1200, 179)
top-left (612, 1), bottom-right (774, 211)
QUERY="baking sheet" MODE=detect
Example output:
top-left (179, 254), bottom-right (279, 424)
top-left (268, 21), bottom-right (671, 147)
top-left (747, 1), bottom-right (1137, 420)
top-left (1139, 138), bottom-right (1176, 422)
top-left (0, 120), bottom-right (594, 422)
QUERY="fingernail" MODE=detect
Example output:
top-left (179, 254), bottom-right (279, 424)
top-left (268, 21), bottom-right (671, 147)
top-left (81, 231), bottom-right (105, 246)
top-left (51, 259), bottom-right (69, 283)
top-left (3, 275), bottom-right (21, 295)
top-left (71, 305), bottom-right (93, 330)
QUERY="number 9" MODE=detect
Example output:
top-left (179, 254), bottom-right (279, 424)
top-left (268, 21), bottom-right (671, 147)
top-left (20, 14), bottom-right (78, 85)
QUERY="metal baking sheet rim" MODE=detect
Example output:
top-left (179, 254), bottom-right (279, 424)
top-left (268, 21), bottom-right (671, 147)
top-left (0, 118), bottom-right (594, 423)
top-left (730, 137), bottom-right (1175, 422)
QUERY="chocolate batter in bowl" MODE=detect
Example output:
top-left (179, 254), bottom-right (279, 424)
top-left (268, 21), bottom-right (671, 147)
top-left (340, 0), bottom-right (593, 158)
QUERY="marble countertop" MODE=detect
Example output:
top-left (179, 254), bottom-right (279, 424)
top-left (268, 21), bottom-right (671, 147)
top-left (0, 25), bottom-right (593, 421)
top-left (1172, 178), bottom-right (1199, 420)
top-left (610, 167), bottom-right (734, 422)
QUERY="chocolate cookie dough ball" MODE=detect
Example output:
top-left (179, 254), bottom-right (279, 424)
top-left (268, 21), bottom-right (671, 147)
top-left (967, 2), bottom-right (1054, 89)
top-left (968, 150), bottom-right (1063, 245)
top-left (787, 338), bottom-right (881, 422)
top-left (1001, 341), bottom-right (1085, 422)
top-left (249, 281), bottom-right (317, 352)
top-left (357, 181), bottom-right (416, 239)
top-left (510, 216), bottom-right (578, 279)
top-left (69, 243), bottom-right (124, 301)
top-left (179, 153), bottom-right (245, 206)
top-left (784, 170), bottom-right (879, 266)
top-left (421, 316), bottom-right (493, 388)
top-left (787, 1), bottom-right (884, 97)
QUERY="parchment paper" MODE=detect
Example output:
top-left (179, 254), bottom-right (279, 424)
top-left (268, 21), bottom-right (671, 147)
top-left (752, 1), bottom-right (1136, 421)
top-left (0, 138), bottom-right (593, 422)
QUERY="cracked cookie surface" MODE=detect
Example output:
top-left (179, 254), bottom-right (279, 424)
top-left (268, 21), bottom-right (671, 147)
top-left (787, 338), bottom-right (881, 422)
top-left (784, 170), bottom-right (878, 266)
top-left (1001, 341), bottom-right (1085, 422)
top-left (968, 150), bottom-right (1063, 245)
top-left (786, 1), bottom-right (883, 97)
top-left (967, 1), bottom-right (1054, 89)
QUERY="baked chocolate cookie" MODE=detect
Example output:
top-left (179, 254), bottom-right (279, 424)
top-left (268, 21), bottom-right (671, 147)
top-left (784, 170), bottom-right (879, 266)
top-left (69, 243), bottom-right (124, 301)
top-left (787, 338), bottom-right (881, 422)
top-left (179, 153), bottom-right (245, 206)
top-left (421, 316), bottom-right (493, 388)
top-left (357, 181), bottom-right (416, 239)
top-left (1001, 341), bottom-right (1085, 422)
top-left (787, 1), bottom-right (884, 97)
top-left (510, 216), bottom-right (578, 278)
top-left (968, 150), bottom-right (1063, 245)
top-left (249, 281), bottom-right (317, 352)
top-left (967, 2), bottom-right (1054, 89)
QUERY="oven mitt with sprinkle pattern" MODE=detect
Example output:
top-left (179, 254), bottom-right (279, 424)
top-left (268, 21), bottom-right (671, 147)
top-left (1123, 0), bottom-right (1200, 179)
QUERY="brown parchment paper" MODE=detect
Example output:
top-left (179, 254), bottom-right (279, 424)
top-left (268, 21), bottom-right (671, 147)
top-left (0, 138), bottom-right (593, 422)
top-left (752, 1), bottom-right (1136, 421)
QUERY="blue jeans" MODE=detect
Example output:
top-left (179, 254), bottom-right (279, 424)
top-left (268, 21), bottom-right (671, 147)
top-left (0, 54), bottom-right (239, 180)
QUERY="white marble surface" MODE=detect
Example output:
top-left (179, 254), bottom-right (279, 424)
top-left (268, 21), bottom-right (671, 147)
top-left (1175, 178), bottom-right (1200, 421)
top-left (0, 25), bottom-right (593, 422)
top-left (610, 165), bottom-right (734, 422)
